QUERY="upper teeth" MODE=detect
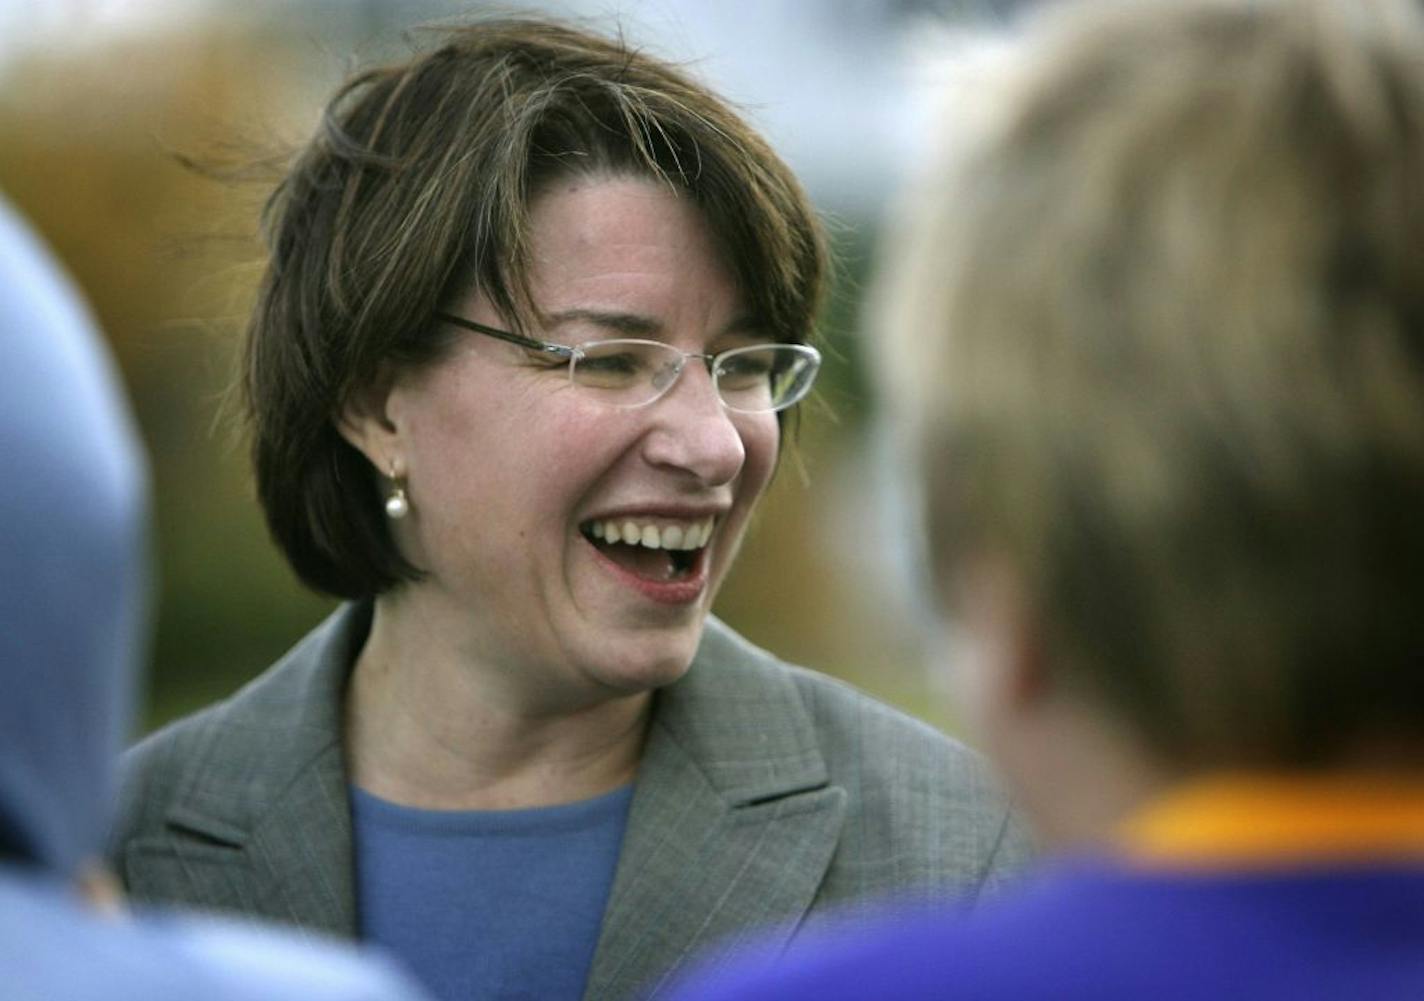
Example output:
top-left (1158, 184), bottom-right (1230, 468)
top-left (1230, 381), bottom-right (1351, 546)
top-left (590, 517), bottom-right (715, 550)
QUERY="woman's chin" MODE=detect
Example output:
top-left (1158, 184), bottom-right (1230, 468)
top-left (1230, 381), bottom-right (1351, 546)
top-left (576, 627), bottom-right (702, 697)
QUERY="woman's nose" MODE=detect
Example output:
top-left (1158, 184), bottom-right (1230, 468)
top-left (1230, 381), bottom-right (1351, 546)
top-left (639, 362), bottom-right (745, 486)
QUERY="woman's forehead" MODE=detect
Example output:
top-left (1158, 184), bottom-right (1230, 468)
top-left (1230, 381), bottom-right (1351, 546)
top-left (516, 178), bottom-right (748, 324)
top-left (526, 177), bottom-right (721, 266)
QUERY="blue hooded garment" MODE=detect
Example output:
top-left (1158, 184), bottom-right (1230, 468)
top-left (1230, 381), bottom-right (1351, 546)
top-left (0, 191), bottom-right (149, 878)
top-left (0, 196), bottom-right (430, 1001)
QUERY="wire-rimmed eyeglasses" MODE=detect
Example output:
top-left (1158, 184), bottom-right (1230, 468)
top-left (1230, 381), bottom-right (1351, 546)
top-left (437, 312), bottom-right (821, 414)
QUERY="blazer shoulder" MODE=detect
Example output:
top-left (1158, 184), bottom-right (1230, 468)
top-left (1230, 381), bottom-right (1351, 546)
top-left (696, 618), bottom-right (992, 787)
top-left (108, 695), bottom-right (241, 859)
top-left (771, 653), bottom-right (1035, 903)
top-left (780, 663), bottom-right (999, 801)
top-left (109, 606), bottom-right (357, 863)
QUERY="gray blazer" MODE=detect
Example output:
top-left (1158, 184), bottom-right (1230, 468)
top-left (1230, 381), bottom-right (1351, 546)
top-left (111, 605), bottom-right (1031, 1001)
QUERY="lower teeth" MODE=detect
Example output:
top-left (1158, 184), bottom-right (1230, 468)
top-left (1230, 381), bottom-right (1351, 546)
top-left (590, 536), bottom-right (694, 581)
top-left (665, 558), bottom-right (691, 581)
top-left (669, 551), bottom-right (693, 580)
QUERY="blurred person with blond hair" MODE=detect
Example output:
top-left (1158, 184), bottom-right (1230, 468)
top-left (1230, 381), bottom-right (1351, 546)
top-left (0, 194), bottom-right (431, 1001)
top-left (672, 0), bottom-right (1424, 997)
top-left (107, 16), bottom-right (1029, 1001)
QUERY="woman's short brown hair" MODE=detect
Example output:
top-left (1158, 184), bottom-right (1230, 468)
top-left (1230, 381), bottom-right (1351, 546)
top-left (882, 0), bottom-right (1424, 769)
top-left (245, 16), bottom-right (826, 599)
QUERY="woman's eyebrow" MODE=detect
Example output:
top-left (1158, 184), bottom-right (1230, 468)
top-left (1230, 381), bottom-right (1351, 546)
top-left (544, 309), bottom-right (660, 337)
top-left (543, 308), bottom-right (771, 341)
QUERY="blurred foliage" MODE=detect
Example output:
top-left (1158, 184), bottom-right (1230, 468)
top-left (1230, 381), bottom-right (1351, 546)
top-left (0, 14), bottom-right (958, 737)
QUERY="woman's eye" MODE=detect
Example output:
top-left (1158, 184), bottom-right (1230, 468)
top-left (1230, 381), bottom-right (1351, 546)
top-left (517, 346), bottom-right (570, 370)
top-left (720, 356), bottom-right (772, 376)
top-left (574, 349), bottom-right (650, 388)
top-left (580, 353), bottom-right (641, 374)
top-left (717, 356), bottom-right (774, 388)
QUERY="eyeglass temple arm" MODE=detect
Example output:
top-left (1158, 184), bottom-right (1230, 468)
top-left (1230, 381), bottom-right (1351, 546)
top-left (436, 312), bottom-right (573, 359)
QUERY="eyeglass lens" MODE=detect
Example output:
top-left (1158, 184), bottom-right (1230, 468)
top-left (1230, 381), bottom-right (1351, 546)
top-left (571, 341), bottom-right (818, 412)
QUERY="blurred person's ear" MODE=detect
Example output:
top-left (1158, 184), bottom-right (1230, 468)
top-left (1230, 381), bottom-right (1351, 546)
top-left (950, 555), bottom-right (1172, 850)
top-left (947, 555), bottom-right (1049, 741)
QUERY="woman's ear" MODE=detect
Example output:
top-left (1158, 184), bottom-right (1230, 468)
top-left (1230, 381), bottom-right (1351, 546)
top-left (336, 365), bottom-right (400, 471)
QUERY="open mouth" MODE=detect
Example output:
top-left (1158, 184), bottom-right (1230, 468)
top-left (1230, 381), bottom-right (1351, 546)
top-left (579, 516), bottom-right (715, 582)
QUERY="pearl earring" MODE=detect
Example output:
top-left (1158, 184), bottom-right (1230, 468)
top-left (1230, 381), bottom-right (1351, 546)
top-left (384, 462), bottom-right (409, 520)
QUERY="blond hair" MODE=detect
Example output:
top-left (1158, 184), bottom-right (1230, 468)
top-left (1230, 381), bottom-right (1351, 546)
top-left (882, 0), bottom-right (1424, 767)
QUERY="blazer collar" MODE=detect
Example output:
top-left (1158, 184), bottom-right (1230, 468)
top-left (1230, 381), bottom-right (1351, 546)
top-left (585, 618), bottom-right (845, 1001)
top-left (162, 603), bottom-right (366, 936)
top-left (648, 616), bottom-right (830, 801)
top-left (168, 606), bottom-right (826, 821)
top-left (163, 606), bottom-right (846, 995)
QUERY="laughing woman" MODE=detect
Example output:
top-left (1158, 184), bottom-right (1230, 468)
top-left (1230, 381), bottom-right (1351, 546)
top-left (109, 18), bottom-right (1029, 1001)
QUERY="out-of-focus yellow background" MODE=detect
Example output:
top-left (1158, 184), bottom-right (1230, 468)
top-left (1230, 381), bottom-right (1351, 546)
top-left (0, 1), bottom-right (999, 737)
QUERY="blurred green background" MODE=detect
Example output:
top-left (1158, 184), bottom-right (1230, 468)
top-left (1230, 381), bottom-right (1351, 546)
top-left (0, 2), bottom-right (972, 738)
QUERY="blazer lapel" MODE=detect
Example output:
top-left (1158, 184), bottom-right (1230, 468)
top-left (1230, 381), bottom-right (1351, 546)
top-left (242, 740), bottom-right (356, 937)
top-left (145, 605), bottom-right (366, 940)
top-left (584, 618), bottom-right (846, 1001)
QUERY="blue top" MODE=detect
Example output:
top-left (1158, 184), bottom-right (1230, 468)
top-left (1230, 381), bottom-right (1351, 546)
top-left (353, 783), bottom-right (635, 1001)
top-left (668, 857), bottom-right (1424, 1000)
